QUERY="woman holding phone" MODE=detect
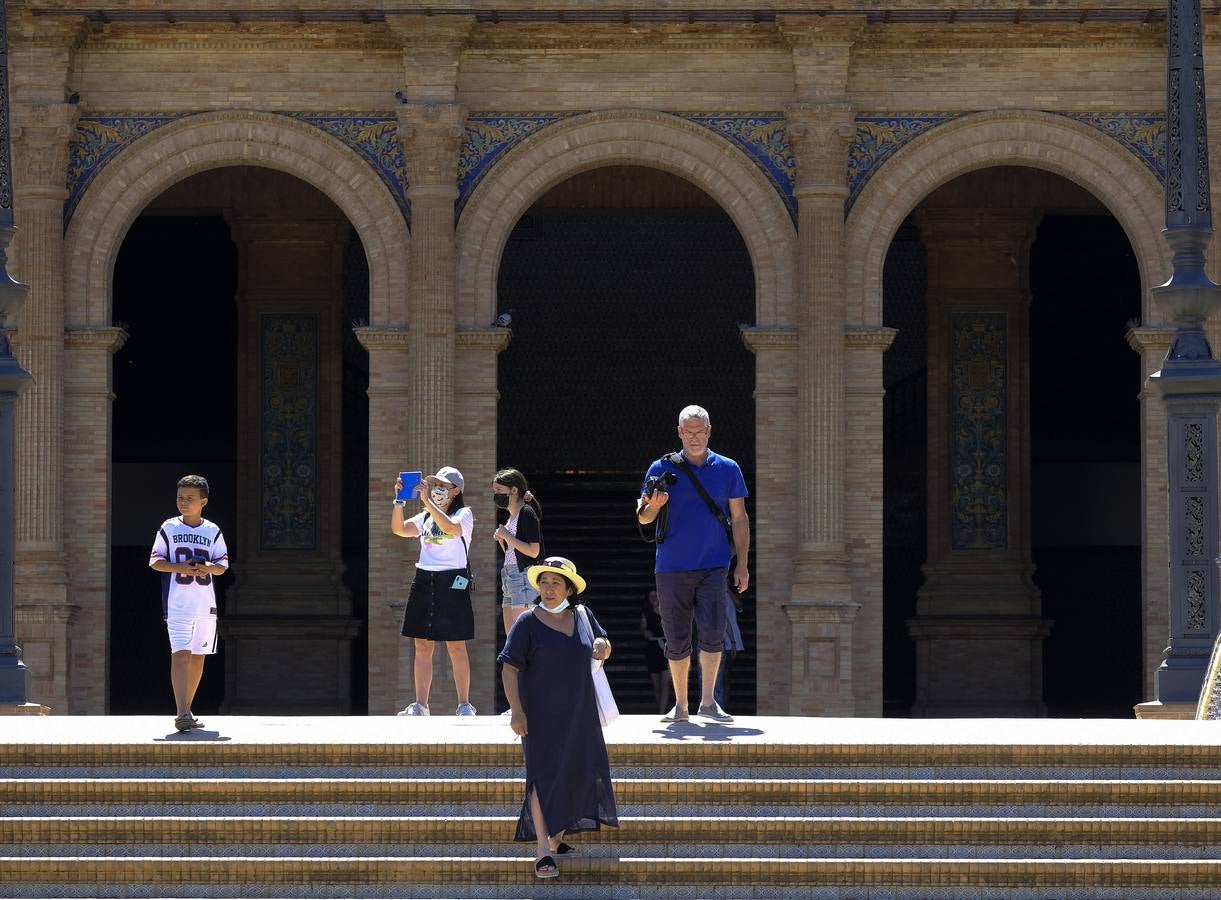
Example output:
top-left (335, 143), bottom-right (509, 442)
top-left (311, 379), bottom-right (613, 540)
top-left (391, 466), bottom-right (477, 716)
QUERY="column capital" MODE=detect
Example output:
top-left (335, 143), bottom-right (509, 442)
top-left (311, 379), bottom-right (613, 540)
top-left (64, 326), bottom-right (128, 356)
top-left (1127, 324), bottom-right (1177, 355)
top-left (776, 14), bottom-right (864, 103)
top-left (784, 102), bottom-right (855, 194)
top-left (387, 14), bottom-right (475, 105)
top-left (354, 326), bottom-right (410, 353)
top-left (11, 102), bottom-right (79, 202)
top-left (845, 325), bottom-right (898, 352)
top-left (455, 327), bottom-right (511, 353)
top-left (397, 103), bottom-right (466, 192)
top-left (741, 327), bottom-right (798, 353)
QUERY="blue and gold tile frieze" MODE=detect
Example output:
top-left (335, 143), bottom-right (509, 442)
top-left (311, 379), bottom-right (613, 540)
top-left (67, 114), bottom-right (192, 225)
top-left (459, 112), bottom-right (585, 215)
top-left (950, 313), bottom-right (1008, 552)
top-left (64, 109), bottom-right (1169, 231)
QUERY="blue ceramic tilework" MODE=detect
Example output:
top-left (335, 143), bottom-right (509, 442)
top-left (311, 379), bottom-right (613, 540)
top-left (458, 112), bottom-right (584, 215)
top-left (283, 113), bottom-right (409, 221)
top-left (674, 113), bottom-right (796, 222)
top-left (848, 113), bottom-right (965, 209)
top-left (1058, 111), bottom-right (1166, 182)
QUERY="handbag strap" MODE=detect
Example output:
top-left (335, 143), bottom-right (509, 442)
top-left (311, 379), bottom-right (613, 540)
top-left (575, 605), bottom-right (598, 660)
top-left (667, 451), bottom-right (734, 549)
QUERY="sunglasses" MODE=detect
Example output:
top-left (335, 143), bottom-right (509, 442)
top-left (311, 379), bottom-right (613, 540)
top-left (542, 558), bottom-right (572, 571)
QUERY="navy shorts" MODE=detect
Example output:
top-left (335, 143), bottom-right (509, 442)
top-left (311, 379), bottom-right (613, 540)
top-left (655, 567), bottom-right (729, 660)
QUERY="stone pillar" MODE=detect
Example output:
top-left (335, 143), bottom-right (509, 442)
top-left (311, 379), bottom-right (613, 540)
top-left (455, 328), bottom-right (511, 712)
top-left (220, 215), bottom-right (358, 714)
top-left (384, 15), bottom-right (472, 715)
top-left (1126, 326), bottom-right (1175, 714)
top-left (355, 327), bottom-right (410, 715)
top-left (908, 208), bottom-right (1051, 717)
top-left (8, 102), bottom-right (78, 713)
top-left (741, 328), bottom-right (799, 714)
top-left (62, 326), bottom-right (127, 714)
top-left (845, 325), bottom-right (897, 715)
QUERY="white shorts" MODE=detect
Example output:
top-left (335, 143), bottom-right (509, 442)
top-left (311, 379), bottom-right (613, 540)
top-left (166, 617), bottom-right (218, 655)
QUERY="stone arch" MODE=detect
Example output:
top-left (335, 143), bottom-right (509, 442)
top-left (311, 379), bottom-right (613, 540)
top-left (64, 110), bottom-right (409, 327)
top-left (455, 109), bottom-right (797, 329)
top-left (845, 109), bottom-right (1168, 325)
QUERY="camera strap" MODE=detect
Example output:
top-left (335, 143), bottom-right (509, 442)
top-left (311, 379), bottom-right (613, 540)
top-left (666, 451), bottom-right (735, 551)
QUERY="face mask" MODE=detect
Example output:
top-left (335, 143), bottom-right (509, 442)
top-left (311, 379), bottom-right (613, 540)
top-left (430, 488), bottom-right (450, 504)
top-left (539, 598), bottom-right (570, 614)
top-left (493, 493), bottom-right (510, 509)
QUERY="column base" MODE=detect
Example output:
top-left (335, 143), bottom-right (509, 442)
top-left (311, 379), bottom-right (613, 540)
top-left (0, 702), bottom-right (51, 715)
top-left (782, 600), bottom-right (860, 717)
top-left (1133, 700), bottom-right (1197, 720)
top-left (220, 616), bottom-right (362, 714)
top-left (907, 614), bottom-right (1052, 718)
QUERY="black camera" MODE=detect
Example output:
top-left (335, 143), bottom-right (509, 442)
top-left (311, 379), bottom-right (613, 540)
top-left (645, 471), bottom-right (677, 497)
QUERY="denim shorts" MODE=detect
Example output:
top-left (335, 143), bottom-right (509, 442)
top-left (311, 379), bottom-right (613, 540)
top-left (501, 566), bottom-right (539, 608)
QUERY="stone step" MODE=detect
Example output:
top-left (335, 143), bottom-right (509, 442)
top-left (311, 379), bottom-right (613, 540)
top-left (6, 815), bottom-right (1221, 848)
top-left (4, 777), bottom-right (1218, 808)
top-left (2, 856), bottom-right (1219, 890)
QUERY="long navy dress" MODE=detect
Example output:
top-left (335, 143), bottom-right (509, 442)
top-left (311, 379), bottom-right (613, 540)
top-left (497, 605), bottom-right (620, 842)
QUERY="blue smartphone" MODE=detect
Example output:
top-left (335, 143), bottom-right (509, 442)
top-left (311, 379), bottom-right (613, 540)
top-left (396, 471), bottom-right (422, 501)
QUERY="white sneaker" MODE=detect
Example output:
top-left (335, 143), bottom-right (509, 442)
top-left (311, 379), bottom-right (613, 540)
top-left (397, 702), bottom-right (430, 716)
top-left (455, 702), bottom-right (477, 716)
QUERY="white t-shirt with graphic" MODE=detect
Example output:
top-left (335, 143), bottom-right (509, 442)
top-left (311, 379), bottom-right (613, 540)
top-left (149, 517), bottom-right (229, 620)
top-left (408, 506), bottom-right (475, 571)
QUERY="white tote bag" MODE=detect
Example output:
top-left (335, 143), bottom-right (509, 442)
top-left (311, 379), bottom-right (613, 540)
top-left (578, 606), bottom-right (619, 727)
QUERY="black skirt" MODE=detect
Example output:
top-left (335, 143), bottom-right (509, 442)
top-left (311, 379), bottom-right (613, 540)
top-left (401, 568), bottom-right (475, 641)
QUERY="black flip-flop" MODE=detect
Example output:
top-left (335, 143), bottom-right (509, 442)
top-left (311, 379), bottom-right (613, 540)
top-left (534, 855), bottom-right (558, 878)
top-left (553, 842), bottom-right (577, 855)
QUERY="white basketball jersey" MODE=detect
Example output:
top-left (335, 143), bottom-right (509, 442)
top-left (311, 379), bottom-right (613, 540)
top-left (149, 517), bottom-right (229, 620)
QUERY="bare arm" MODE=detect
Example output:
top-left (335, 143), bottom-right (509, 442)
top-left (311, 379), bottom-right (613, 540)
top-left (495, 528), bottom-right (540, 559)
top-left (502, 663), bottom-right (527, 736)
top-left (729, 497), bottom-right (750, 593)
top-left (150, 560), bottom-right (201, 576)
top-left (390, 506), bottom-right (421, 539)
top-left (636, 490), bottom-right (668, 524)
top-left (420, 492), bottom-right (463, 536)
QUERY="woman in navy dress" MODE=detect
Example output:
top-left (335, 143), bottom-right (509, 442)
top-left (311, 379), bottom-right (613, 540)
top-left (498, 556), bottom-right (619, 878)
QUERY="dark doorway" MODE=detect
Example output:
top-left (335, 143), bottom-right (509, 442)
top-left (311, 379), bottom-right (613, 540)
top-left (110, 215), bottom-right (238, 714)
top-left (495, 166), bottom-right (757, 714)
top-left (1030, 215), bottom-right (1142, 717)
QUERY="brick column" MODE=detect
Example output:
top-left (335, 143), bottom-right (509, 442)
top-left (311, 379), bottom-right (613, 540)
top-left (61, 327), bottom-right (127, 714)
top-left (355, 327), bottom-right (410, 715)
top-left (221, 216), bottom-right (359, 714)
top-left (9, 102), bottom-right (78, 713)
top-left (455, 328), bottom-right (511, 712)
top-left (741, 328), bottom-right (799, 714)
top-left (908, 208), bottom-right (1051, 717)
top-left (1127, 326), bottom-right (1176, 717)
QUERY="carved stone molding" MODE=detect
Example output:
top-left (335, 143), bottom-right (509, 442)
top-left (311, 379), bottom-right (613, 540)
top-left (845, 325), bottom-right (897, 351)
top-left (354, 326), bottom-right (409, 353)
top-left (397, 103), bottom-right (466, 190)
top-left (64, 325), bottom-right (128, 355)
top-left (14, 601), bottom-right (80, 627)
top-left (741, 327), bottom-right (798, 353)
top-left (776, 15), bottom-right (865, 104)
top-left (12, 103), bottom-right (79, 199)
top-left (455, 327), bottom-right (511, 353)
top-left (1127, 324), bottom-right (1177, 354)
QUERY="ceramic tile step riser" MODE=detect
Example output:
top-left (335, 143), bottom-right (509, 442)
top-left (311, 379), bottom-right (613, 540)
top-left (8, 816), bottom-right (1221, 848)
top-left (11, 743), bottom-right (1221, 769)
top-left (0, 887), bottom-right (1214, 900)
top-left (6, 778), bottom-right (1220, 807)
top-left (4, 857), bottom-right (1221, 888)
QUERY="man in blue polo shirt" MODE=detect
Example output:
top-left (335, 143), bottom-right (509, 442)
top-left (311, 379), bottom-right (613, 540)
top-left (636, 405), bottom-right (750, 723)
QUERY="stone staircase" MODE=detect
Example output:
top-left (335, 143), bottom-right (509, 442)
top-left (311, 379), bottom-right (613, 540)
top-left (3, 715), bottom-right (1221, 898)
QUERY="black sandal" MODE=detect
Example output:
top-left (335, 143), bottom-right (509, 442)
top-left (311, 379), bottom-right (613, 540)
top-left (553, 842), bottom-right (577, 855)
top-left (534, 855), bottom-right (558, 878)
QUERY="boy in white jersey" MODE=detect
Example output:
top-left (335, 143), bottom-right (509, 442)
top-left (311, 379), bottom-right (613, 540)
top-left (148, 475), bottom-right (230, 732)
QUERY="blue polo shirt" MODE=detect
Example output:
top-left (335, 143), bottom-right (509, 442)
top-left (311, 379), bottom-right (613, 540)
top-left (642, 450), bottom-right (748, 573)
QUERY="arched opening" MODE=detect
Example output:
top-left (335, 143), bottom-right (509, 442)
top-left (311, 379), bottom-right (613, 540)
top-left (107, 166), bottom-right (369, 715)
top-left (882, 166), bottom-right (1142, 716)
top-left (494, 165), bottom-right (757, 713)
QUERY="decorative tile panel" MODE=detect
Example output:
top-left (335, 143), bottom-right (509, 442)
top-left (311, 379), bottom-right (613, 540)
top-left (66, 114), bottom-right (191, 225)
top-left (848, 114), bottom-right (964, 209)
top-left (950, 313), bottom-right (1008, 551)
top-left (283, 113), bottom-right (409, 220)
top-left (1185, 421), bottom-right (1205, 483)
top-left (676, 113), bottom-right (795, 221)
top-left (1057, 112), bottom-right (1166, 183)
top-left (1187, 569), bottom-right (1208, 631)
top-left (458, 112), bottom-right (583, 215)
top-left (261, 314), bottom-right (318, 550)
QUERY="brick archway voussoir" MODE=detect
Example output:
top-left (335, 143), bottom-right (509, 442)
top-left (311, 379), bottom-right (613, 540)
top-left (456, 110), bottom-right (796, 329)
top-left (845, 111), bottom-right (1167, 325)
top-left (64, 111), bottom-right (408, 328)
